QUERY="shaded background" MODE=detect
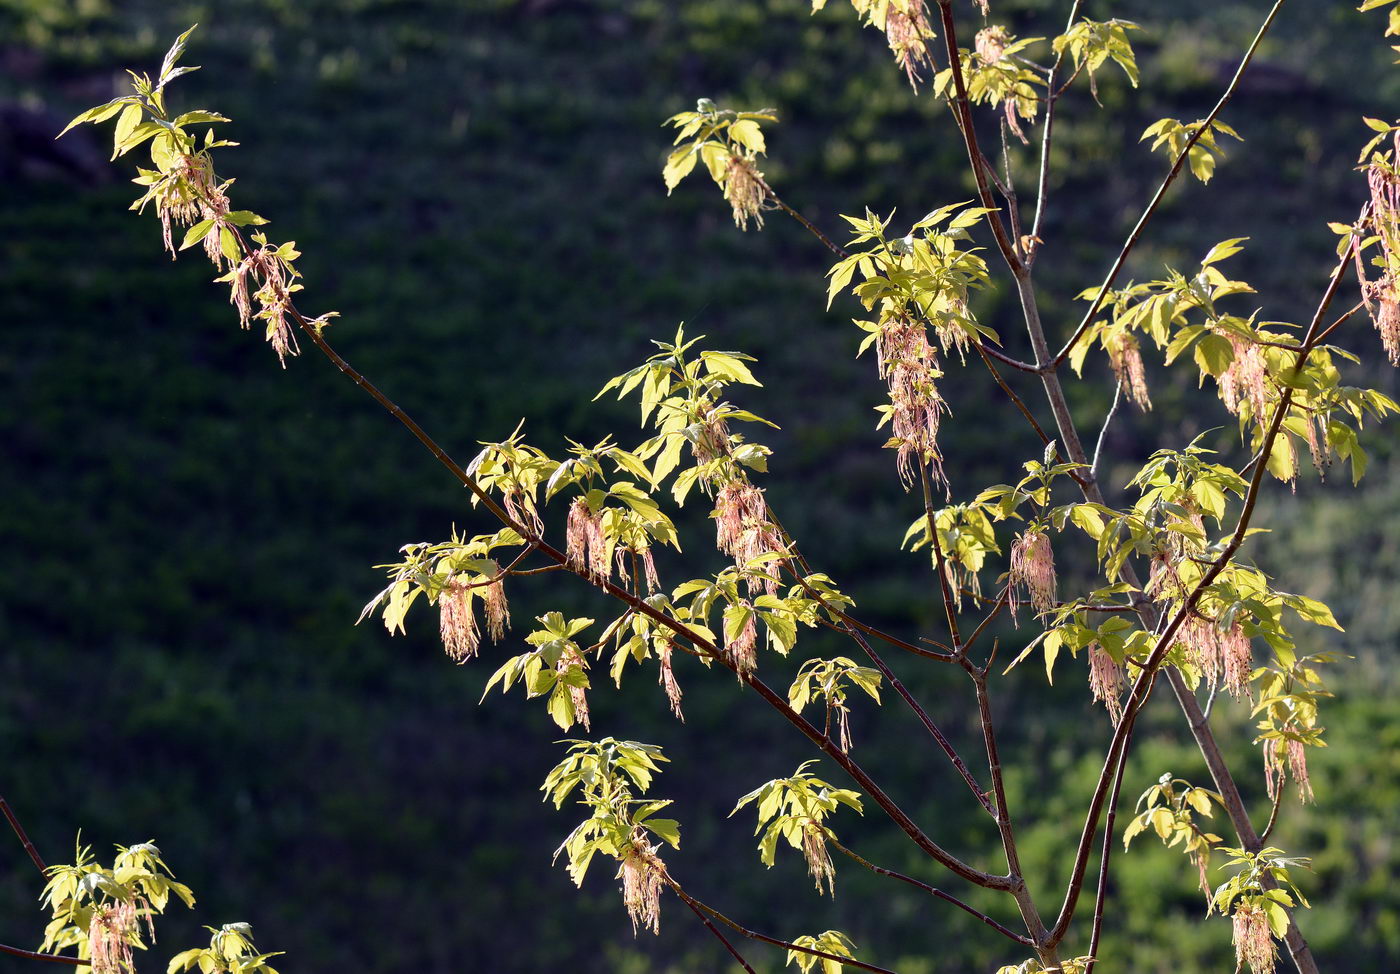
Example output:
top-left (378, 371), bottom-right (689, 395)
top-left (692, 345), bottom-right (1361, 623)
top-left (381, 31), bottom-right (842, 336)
top-left (2, 0), bottom-right (1399, 970)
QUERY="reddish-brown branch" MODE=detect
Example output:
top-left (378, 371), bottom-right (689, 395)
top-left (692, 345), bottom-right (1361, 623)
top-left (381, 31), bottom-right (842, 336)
top-left (668, 880), bottom-right (897, 973)
top-left (934, 0), bottom-right (1026, 276)
top-left (1084, 718), bottom-right (1135, 972)
top-left (679, 896), bottom-right (757, 974)
top-left (828, 838), bottom-right (1033, 946)
top-left (0, 944), bottom-right (84, 967)
top-left (1, 794), bottom-right (46, 875)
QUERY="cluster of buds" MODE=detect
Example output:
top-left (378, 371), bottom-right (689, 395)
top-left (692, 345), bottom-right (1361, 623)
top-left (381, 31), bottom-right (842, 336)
top-left (1087, 643), bottom-right (1126, 725)
top-left (688, 405), bottom-right (732, 465)
top-left (802, 823), bottom-right (837, 896)
top-left (566, 497), bottom-right (611, 582)
top-left (713, 481), bottom-right (786, 593)
top-left (876, 315), bottom-right (946, 488)
top-left (657, 640), bottom-right (684, 720)
top-left (1363, 136), bottom-right (1400, 364)
top-left (1176, 613), bottom-right (1252, 698)
top-left (884, 1), bottom-right (937, 90)
top-left (1263, 734), bottom-right (1314, 805)
top-left (1107, 331), bottom-right (1152, 410)
top-left (1232, 902), bottom-right (1278, 974)
top-left (974, 25), bottom-right (1008, 65)
top-left (618, 832), bottom-right (667, 935)
top-left (437, 572), bottom-right (512, 662)
top-left (1009, 527), bottom-right (1056, 617)
top-left (723, 155), bottom-right (768, 231)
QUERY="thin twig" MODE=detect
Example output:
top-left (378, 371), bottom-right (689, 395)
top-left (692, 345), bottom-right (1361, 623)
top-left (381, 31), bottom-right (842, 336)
top-left (1090, 384), bottom-right (1123, 480)
top-left (668, 881), bottom-right (898, 974)
top-left (934, 0), bottom-right (1026, 276)
top-left (828, 838), bottom-right (1033, 946)
top-left (1, 793), bottom-right (46, 875)
top-left (1084, 718), bottom-right (1135, 973)
top-left (679, 895), bottom-right (758, 973)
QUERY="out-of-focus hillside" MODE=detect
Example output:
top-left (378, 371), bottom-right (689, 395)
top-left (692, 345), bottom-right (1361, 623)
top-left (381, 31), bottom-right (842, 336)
top-left (1, 1), bottom-right (1397, 970)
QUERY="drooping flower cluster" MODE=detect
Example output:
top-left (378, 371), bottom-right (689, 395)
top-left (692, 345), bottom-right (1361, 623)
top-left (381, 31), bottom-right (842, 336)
top-left (157, 154), bottom-right (226, 263)
top-left (566, 496), bottom-right (610, 582)
top-left (439, 576), bottom-right (480, 662)
top-left (1088, 643), bottom-right (1126, 725)
top-left (875, 315), bottom-right (946, 487)
top-left (483, 574), bottom-right (511, 643)
top-left (802, 823), bottom-right (837, 896)
top-left (1175, 613), bottom-right (1252, 698)
top-left (657, 641), bottom-right (684, 720)
top-left (725, 600), bottom-right (759, 677)
top-left (884, 1), bottom-right (937, 90)
top-left (724, 155), bottom-right (767, 231)
top-left (618, 832), bottom-right (667, 935)
top-left (1363, 135), bottom-right (1400, 363)
top-left (88, 898), bottom-right (151, 974)
top-left (1263, 734), bottom-right (1314, 805)
top-left (713, 481), bottom-right (786, 592)
top-left (1232, 902), bottom-right (1278, 974)
top-left (1107, 331), bottom-right (1152, 410)
top-left (437, 572), bottom-right (511, 662)
top-left (1009, 528), bottom-right (1056, 617)
top-left (558, 643), bottom-right (591, 731)
top-left (1215, 330), bottom-right (1270, 421)
top-left (229, 243), bottom-right (299, 367)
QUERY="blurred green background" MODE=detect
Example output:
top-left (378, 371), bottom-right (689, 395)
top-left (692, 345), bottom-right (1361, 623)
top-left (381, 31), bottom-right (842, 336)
top-left (2, 0), bottom-right (1398, 970)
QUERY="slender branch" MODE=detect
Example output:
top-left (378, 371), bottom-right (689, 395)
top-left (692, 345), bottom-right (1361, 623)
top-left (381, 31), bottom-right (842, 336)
top-left (1084, 718), bottom-right (1135, 973)
top-left (1024, 0), bottom-right (1086, 263)
top-left (0, 944), bottom-right (84, 967)
top-left (1052, 0), bottom-right (1288, 367)
top-left (918, 461), bottom-right (966, 654)
top-left (667, 881), bottom-right (898, 974)
top-left (1259, 781), bottom-right (1285, 845)
top-left (765, 183), bottom-right (849, 258)
top-left (979, 341), bottom-right (1043, 375)
top-left (934, 0), bottom-right (1026, 276)
top-left (966, 665), bottom-right (1053, 953)
top-left (1090, 384), bottom-right (1123, 480)
top-left (841, 623), bottom-right (995, 814)
top-left (1, 793), bottom-right (47, 875)
top-left (679, 896), bottom-right (758, 974)
top-left (828, 838), bottom-right (1033, 946)
top-left (961, 586), bottom-right (1008, 656)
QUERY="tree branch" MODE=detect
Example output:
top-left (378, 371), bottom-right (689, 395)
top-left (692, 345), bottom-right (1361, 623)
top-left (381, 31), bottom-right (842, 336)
top-left (1, 793), bottom-right (46, 875)
top-left (0, 944), bottom-right (84, 967)
top-left (1028, 0), bottom-right (1086, 260)
top-left (667, 880), bottom-right (898, 973)
top-left (828, 838), bottom-right (1033, 946)
top-left (934, 0), bottom-right (1026, 276)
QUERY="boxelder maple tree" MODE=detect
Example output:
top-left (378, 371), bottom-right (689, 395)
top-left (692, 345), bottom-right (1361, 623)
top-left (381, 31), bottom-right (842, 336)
top-left (8, 1), bottom-right (1400, 971)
